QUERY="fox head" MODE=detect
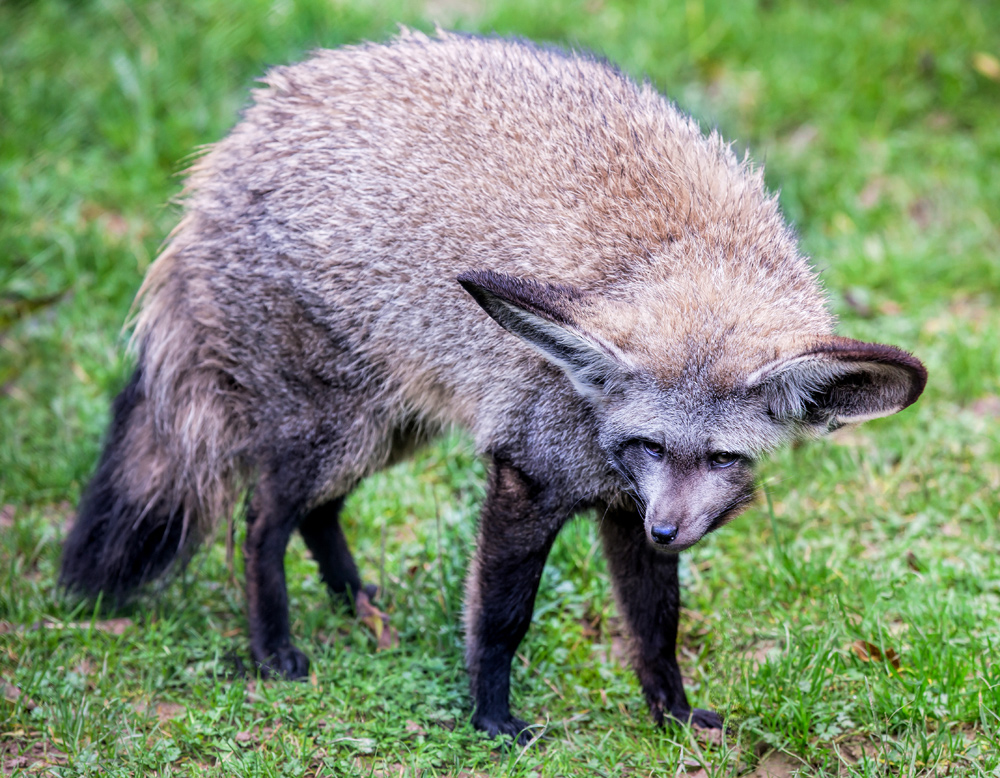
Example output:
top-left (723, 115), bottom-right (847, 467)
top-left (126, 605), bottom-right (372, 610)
top-left (459, 270), bottom-right (927, 551)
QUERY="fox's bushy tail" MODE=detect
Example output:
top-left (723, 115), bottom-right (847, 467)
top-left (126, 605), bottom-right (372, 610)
top-left (60, 366), bottom-right (197, 600)
top-left (60, 234), bottom-right (250, 602)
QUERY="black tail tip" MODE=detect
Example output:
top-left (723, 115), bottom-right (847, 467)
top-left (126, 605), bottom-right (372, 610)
top-left (60, 481), bottom-right (190, 604)
top-left (60, 365), bottom-right (188, 602)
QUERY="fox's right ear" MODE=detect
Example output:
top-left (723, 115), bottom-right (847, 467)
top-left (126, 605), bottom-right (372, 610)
top-left (458, 270), bottom-right (630, 400)
top-left (747, 336), bottom-right (927, 431)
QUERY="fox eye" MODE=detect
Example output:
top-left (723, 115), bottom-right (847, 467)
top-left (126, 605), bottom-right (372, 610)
top-left (643, 441), bottom-right (665, 458)
top-left (709, 451), bottom-right (740, 468)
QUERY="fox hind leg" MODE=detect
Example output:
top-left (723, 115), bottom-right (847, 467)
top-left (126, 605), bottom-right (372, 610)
top-left (243, 465), bottom-right (314, 679)
top-left (598, 503), bottom-right (722, 729)
top-left (298, 496), bottom-right (377, 606)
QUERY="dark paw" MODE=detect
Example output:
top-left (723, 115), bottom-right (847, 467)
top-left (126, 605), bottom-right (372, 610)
top-left (667, 706), bottom-right (723, 730)
top-left (472, 713), bottom-right (534, 746)
top-left (256, 644), bottom-right (310, 680)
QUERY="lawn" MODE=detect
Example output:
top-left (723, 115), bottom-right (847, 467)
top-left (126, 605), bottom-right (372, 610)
top-left (2, 0), bottom-right (999, 775)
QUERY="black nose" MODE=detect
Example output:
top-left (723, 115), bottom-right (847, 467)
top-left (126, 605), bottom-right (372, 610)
top-left (650, 525), bottom-right (678, 545)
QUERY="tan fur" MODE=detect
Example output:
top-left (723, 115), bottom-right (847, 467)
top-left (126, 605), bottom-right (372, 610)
top-left (65, 31), bottom-right (927, 737)
top-left (124, 30), bottom-right (843, 542)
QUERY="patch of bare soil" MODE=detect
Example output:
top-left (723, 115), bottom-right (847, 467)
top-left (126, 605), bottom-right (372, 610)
top-left (1, 735), bottom-right (69, 774)
top-left (741, 750), bottom-right (805, 777)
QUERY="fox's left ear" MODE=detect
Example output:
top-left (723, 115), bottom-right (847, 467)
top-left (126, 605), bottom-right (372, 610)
top-left (747, 337), bottom-right (927, 430)
top-left (458, 270), bottom-right (631, 400)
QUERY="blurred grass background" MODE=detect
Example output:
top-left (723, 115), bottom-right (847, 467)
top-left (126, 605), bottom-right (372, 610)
top-left (1, 0), bottom-right (999, 775)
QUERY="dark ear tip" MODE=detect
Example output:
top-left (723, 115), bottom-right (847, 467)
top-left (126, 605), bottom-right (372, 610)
top-left (852, 340), bottom-right (928, 410)
top-left (456, 271), bottom-right (580, 325)
top-left (813, 336), bottom-right (928, 410)
top-left (900, 352), bottom-right (928, 410)
top-left (456, 271), bottom-right (491, 304)
top-left (456, 270), bottom-right (487, 290)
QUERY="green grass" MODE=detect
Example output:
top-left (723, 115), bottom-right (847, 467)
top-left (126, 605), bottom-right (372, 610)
top-left (2, 0), bottom-right (999, 774)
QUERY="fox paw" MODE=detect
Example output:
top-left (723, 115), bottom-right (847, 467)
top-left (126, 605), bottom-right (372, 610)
top-left (256, 644), bottom-right (310, 680)
top-left (667, 706), bottom-right (723, 730)
top-left (473, 713), bottom-right (534, 746)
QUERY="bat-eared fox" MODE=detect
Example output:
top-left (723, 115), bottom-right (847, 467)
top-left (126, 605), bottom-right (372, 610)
top-left (61, 30), bottom-right (926, 743)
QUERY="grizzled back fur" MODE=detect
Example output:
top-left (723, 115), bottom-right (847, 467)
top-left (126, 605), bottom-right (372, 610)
top-left (62, 30), bottom-right (924, 600)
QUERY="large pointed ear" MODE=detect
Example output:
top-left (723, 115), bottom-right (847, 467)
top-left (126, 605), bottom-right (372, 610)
top-left (747, 337), bottom-right (927, 431)
top-left (458, 270), bottom-right (630, 400)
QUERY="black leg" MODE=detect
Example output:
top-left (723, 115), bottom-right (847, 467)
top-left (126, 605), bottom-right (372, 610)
top-left (243, 473), bottom-right (310, 679)
top-left (598, 503), bottom-right (722, 729)
top-left (465, 456), bottom-right (568, 745)
top-left (298, 496), bottom-right (376, 604)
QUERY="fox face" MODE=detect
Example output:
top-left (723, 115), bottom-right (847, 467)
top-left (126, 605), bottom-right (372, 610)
top-left (460, 269), bottom-right (926, 551)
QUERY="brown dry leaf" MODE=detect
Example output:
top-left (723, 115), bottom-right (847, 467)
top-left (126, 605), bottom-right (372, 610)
top-left (356, 590), bottom-right (398, 651)
top-left (851, 640), bottom-right (901, 670)
top-left (831, 736), bottom-right (883, 770)
top-left (235, 731), bottom-right (254, 743)
top-left (2, 681), bottom-right (37, 710)
top-left (0, 505), bottom-right (14, 529)
top-left (578, 614), bottom-right (601, 638)
top-left (405, 720), bottom-right (426, 736)
top-left (973, 52), bottom-right (1000, 81)
top-left (906, 551), bottom-right (925, 573)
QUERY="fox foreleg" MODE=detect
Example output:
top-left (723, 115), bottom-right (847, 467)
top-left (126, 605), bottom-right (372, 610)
top-left (599, 505), bottom-right (722, 730)
top-left (464, 455), bottom-right (569, 745)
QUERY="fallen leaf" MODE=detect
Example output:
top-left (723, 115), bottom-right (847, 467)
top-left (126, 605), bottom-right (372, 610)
top-left (356, 590), bottom-right (398, 651)
top-left (973, 52), bottom-right (1000, 81)
top-left (851, 640), bottom-right (901, 670)
top-left (2, 682), bottom-right (37, 710)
